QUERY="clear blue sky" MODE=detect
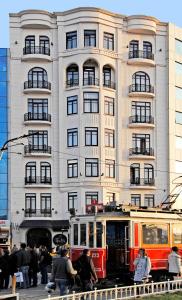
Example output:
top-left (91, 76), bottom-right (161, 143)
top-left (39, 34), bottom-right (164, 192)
top-left (1, 0), bottom-right (182, 47)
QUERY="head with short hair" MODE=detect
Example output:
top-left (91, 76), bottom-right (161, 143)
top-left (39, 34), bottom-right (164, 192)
top-left (83, 249), bottom-right (90, 256)
top-left (21, 243), bottom-right (26, 249)
top-left (61, 249), bottom-right (69, 257)
top-left (139, 248), bottom-right (146, 257)
top-left (172, 246), bottom-right (179, 253)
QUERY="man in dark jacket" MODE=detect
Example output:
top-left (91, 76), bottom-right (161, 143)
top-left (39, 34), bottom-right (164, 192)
top-left (77, 249), bottom-right (97, 292)
top-left (39, 246), bottom-right (52, 284)
top-left (16, 243), bottom-right (31, 288)
top-left (28, 246), bottom-right (39, 287)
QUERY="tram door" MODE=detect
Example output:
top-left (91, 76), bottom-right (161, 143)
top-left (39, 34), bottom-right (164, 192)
top-left (106, 221), bottom-right (129, 276)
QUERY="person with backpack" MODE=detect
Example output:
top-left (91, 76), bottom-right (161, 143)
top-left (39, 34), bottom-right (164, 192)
top-left (77, 249), bottom-right (97, 293)
top-left (50, 249), bottom-right (77, 296)
top-left (39, 245), bottom-right (52, 284)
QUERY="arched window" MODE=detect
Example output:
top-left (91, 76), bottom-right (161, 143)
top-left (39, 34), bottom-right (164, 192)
top-left (143, 41), bottom-right (152, 54)
top-left (24, 36), bottom-right (35, 54)
top-left (40, 162), bottom-right (51, 184)
top-left (132, 72), bottom-right (150, 92)
top-left (144, 164), bottom-right (154, 185)
top-left (27, 67), bottom-right (48, 88)
top-left (39, 36), bottom-right (50, 55)
top-left (130, 163), bottom-right (140, 185)
top-left (103, 65), bottom-right (115, 89)
top-left (66, 64), bottom-right (79, 87)
top-left (129, 40), bottom-right (139, 58)
top-left (83, 59), bottom-right (99, 86)
top-left (25, 162), bottom-right (36, 184)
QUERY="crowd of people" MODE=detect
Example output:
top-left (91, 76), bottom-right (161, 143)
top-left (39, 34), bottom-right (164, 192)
top-left (0, 243), bottom-right (181, 296)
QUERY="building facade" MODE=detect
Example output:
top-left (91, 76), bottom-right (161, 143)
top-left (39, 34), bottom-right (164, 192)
top-left (9, 8), bottom-right (182, 247)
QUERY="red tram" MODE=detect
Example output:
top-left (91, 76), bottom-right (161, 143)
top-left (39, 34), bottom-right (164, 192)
top-left (70, 207), bottom-right (182, 281)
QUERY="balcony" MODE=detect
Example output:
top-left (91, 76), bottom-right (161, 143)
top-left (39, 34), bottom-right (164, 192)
top-left (128, 115), bottom-right (155, 128)
top-left (25, 176), bottom-right (52, 185)
top-left (130, 178), bottom-right (155, 189)
top-left (128, 84), bottom-right (154, 98)
top-left (24, 113), bottom-right (51, 125)
top-left (22, 46), bottom-right (51, 62)
top-left (24, 209), bottom-right (52, 217)
top-left (66, 79), bottom-right (79, 88)
top-left (129, 147), bottom-right (155, 160)
top-left (103, 80), bottom-right (116, 90)
top-left (24, 145), bottom-right (51, 157)
top-left (24, 80), bottom-right (51, 94)
top-left (83, 77), bottom-right (99, 86)
top-left (128, 50), bottom-right (155, 66)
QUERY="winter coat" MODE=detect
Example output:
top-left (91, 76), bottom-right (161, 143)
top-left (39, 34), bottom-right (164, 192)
top-left (77, 255), bottom-right (97, 281)
top-left (16, 249), bottom-right (31, 268)
top-left (168, 251), bottom-right (181, 274)
top-left (51, 256), bottom-right (77, 281)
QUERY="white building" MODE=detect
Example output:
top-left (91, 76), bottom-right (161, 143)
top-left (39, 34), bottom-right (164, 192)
top-left (9, 7), bottom-right (182, 247)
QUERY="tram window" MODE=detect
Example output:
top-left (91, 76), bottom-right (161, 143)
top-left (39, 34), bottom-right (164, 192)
top-left (142, 224), bottom-right (168, 244)
top-left (89, 222), bottom-right (94, 248)
top-left (96, 222), bottom-right (102, 248)
top-left (80, 224), bottom-right (86, 246)
top-left (73, 224), bottom-right (78, 245)
top-left (173, 225), bottom-right (182, 244)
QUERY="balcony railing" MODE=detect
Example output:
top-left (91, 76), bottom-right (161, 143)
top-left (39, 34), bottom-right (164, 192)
top-left (23, 46), bottom-right (50, 56)
top-left (25, 176), bottom-right (52, 185)
top-left (66, 79), bottom-right (79, 88)
top-left (130, 178), bottom-right (155, 186)
top-left (129, 50), bottom-right (154, 60)
top-left (103, 80), bottom-right (116, 90)
top-left (83, 77), bottom-right (99, 86)
top-left (129, 147), bottom-right (154, 156)
top-left (24, 80), bottom-right (51, 90)
top-left (24, 209), bottom-right (52, 217)
top-left (129, 115), bottom-right (154, 124)
top-left (129, 84), bottom-right (154, 94)
top-left (24, 145), bottom-right (52, 155)
top-left (24, 113), bottom-right (51, 122)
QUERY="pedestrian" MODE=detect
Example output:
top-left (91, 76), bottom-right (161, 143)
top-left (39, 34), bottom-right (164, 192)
top-left (76, 249), bottom-right (97, 293)
top-left (9, 248), bottom-right (18, 294)
top-left (0, 248), bottom-right (6, 290)
top-left (168, 246), bottom-right (181, 280)
top-left (50, 249), bottom-right (77, 296)
top-left (133, 248), bottom-right (151, 284)
top-left (3, 249), bottom-right (10, 289)
top-left (16, 243), bottom-right (31, 288)
top-left (28, 245), bottom-right (39, 287)
top-left (39, 245), bottom-right (52, 284)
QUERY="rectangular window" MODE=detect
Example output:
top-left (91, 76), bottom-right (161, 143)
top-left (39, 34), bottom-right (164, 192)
top-left (85, 192), bottom-right (98, 205)
top-left (85, 158), bottom-right (99, 177)
top-left (105, 129), bottom-right (115, 147)
top-left (96, 222), bottom-right (102, 247)
top-left (84, 30), bottom-right (96, 47)
top-left (176, 136), bottom-right (182, 149)
top-left (132, 133), bottom-right (150, 154)
top-left (131, 194), bottom-right (141, 206)
top-left (103, 32), bottom-right (114, 50)
top-left (142, 224), bottom-right (168, 245)
top-left (68, 192), bottom-right (77, 210)
top-left (85, 127), bottom-right (98, 146)
top-left (144, 194), bottom-right (155, 207)
top-left (175, 39), bottom-right (182, 56)
top-left (67, 160), bottom-right (78, 178)
top-left (105, 160), bottom-right (115, 178)
top-left (173, 225), bottom-right (182, 244)
top-left (176, 111), bottom-right (182, 124)
top-left (25, 193), bottom-right (36, 212)
top-left (67, 96), bottom-right (78, 115)
top-left (80, 224), bottom-right (86, 246)
top-left (89, 222), bottom-right (94, 248)
top-left (131, 101), bottom-right (151, 123)
top-left (40, 193), bottom-right (51, 213)
top-left (176, 86), bottom-right (182, 101)
top-left (175, 61), bottom-right (182, 75)
top-left (67, 128), bottom-right (78, 147)
top-left (29, 130), bottom-right (48, 148)
top-left (73, 224), bottom-right (78, 245)
top-left (66, 31), bottom-right (77, 49)
top-left (83, 92), bottom-right (99, 113)
top-left (106, 192), bottom-right (115, 203)
top-left (28, 99), bottom-right (48, 115)
top-left (104, 97), bottom-right (114, 116)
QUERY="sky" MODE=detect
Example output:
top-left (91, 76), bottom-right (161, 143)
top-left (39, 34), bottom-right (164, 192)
top-left (1, 0), bottom-right (182, 47)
